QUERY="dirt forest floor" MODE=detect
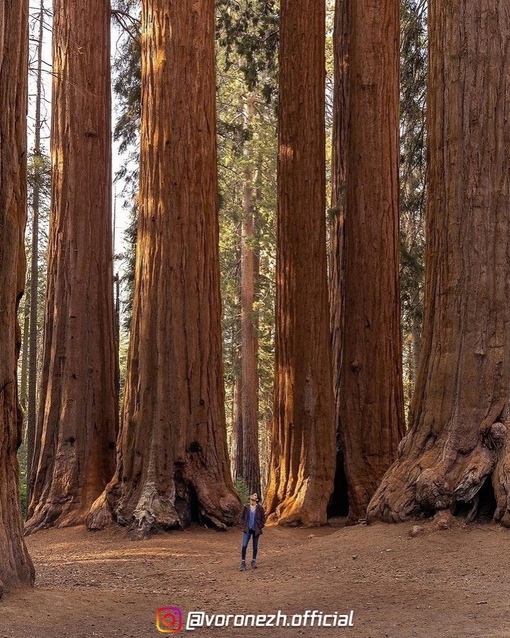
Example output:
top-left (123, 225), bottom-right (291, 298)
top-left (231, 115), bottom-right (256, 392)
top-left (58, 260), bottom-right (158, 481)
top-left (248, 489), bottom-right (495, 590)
top-left (2, 517), bottom-right (510, 638)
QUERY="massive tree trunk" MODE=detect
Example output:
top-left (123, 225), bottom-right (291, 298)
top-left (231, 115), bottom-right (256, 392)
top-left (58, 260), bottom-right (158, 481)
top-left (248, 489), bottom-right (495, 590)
top-left (330, 0), bottom-right (405, 523)
top-left (239, 95), bottom-right (261, 496)
top-left (0, 0), bottom-right (35, 594)
top-left (265, 0), bottom-right (335, 526)
top-left (25, 0), bottom-right (118, 533)
top-left (87, 0), bottom-right (241, 537)
top-left (368, 0), bottom-right (510, 524)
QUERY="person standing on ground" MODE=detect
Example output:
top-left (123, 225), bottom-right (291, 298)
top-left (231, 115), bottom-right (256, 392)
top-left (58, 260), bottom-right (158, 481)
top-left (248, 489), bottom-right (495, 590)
top-left (240, 493), bottom-right (266, 571)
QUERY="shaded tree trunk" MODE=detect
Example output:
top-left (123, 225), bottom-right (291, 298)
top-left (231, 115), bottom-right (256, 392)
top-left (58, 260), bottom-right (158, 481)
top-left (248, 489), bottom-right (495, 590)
top-left (0, 0), bottom-right (35, 594)
top-left (87, 0), bottom-right (241, 537)
top-left (26, 0), bottom-right (118, 533)
top-left (368, 0), bottom-right (510, 524)
top-left (330, 0), bottom-right (405, 523)
top-left (265, 0), bottom-right (335, 526)
top-left (240, 95), bottom-right (261, 496)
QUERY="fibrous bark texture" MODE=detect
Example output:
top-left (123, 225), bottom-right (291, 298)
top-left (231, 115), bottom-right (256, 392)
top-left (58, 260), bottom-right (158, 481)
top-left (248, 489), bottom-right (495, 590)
top-left (265, 0), bottom-right (336, 526)
top-left (368, 0), bottom-right (510, 524)
top-left (26, 0), bottom-right (118, 533)
top-left (87, 0), bottom-right (241, 537)
top-left (0, 0), bottom-right (35, 593)
top-left (330, 0), bottom-right (405, 523)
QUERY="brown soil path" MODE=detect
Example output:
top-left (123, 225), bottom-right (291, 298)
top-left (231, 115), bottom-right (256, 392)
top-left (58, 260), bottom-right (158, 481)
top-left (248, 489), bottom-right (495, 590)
top-left (1, 519), bottom-right (510, 637)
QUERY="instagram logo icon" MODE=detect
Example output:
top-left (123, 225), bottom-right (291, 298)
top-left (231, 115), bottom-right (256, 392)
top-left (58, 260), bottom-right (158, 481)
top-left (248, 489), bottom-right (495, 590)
top-left (156, 607), bottom-right (183, 633)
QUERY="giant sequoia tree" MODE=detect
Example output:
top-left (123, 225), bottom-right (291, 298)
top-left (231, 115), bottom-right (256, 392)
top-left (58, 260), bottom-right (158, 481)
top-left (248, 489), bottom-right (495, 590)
top-left (26, 0), bottom-right (118, 532)
top-left (329, 0), bottom-right (405, 523)
top-left (265, 0), bottom-right (335, 526)
top-left (88, 0), bottom-right (241, 536)
top-left (0, 0), bottom-right (35, 593)
top-left (368, 0), bottom-right (510, 524)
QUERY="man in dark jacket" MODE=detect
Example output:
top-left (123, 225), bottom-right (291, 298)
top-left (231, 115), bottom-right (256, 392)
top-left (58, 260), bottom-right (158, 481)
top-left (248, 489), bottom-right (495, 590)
top-left (240, 492), bottom-right (266, 571)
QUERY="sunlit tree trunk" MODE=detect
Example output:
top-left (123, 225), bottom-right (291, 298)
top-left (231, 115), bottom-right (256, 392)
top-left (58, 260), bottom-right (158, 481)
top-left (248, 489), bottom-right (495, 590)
top-left (88, 0), bottom-right (241, 537)
top-left (368, 0), bottom-right (510, 524)
top-left (0, 0), bottom-right (35, 594)
top-left (26, 0), bottom-right (118, 533)
top-left (330, 0), bottom-right (405, 523)
top-left (265, 0), bottom-right (335, 526)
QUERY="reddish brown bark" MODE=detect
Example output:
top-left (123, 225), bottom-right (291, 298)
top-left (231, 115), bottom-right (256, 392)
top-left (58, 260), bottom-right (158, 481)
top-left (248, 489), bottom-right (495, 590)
top-left (330, 0), bottom-right (405, 523)
top-left (0, 0), bottom-right (35, 593)
top-left (87, 0), bottom-right (241, 537)
top-left (265, 0), bottom-right (335, 526)
top-left (368, 1), bottom-right (510, 524)
top-left (26, 0), bottom-right (118, 533)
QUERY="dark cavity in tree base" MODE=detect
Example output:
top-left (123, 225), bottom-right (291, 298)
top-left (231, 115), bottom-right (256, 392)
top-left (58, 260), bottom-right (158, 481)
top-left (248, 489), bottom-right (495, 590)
top-left (327, 452), bottom-right (349, 518)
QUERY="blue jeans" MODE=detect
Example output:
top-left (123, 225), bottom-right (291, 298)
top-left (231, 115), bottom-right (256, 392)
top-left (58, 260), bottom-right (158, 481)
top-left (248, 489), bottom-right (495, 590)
top-left (241, 529), bottom-right (259, 561)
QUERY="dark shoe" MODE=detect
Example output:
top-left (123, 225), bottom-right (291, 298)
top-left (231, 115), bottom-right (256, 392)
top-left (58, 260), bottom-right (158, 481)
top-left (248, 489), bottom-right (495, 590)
top-left (251, 559), bottom-right (257, 569)
top-left (240, 560), bottom-right (246, 571)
